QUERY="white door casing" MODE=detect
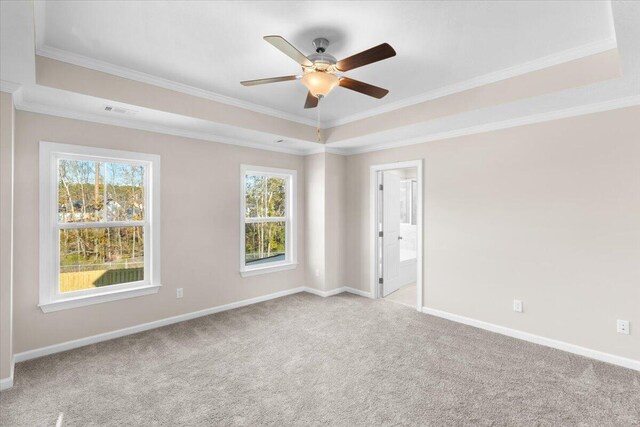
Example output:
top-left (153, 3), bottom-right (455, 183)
top-left (370, 159), bottom-right (423, 311)
top-left (382, 171), bottom-right (402, 297)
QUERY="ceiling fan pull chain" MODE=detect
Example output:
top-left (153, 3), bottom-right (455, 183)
top-left (317, 99), bottom-right (321, 142)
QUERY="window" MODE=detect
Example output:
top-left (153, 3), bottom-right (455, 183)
top-left (399, 179), bottom-right (417, 225)
top-left (39, 142), bottom-right (161, 312)
top-left (240, 165), bottom-right (296, 276)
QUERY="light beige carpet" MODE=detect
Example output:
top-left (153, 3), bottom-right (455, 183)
top-left (1, 293), bottom-right (639, 426)
top-left (385, 283), bottom-right (416, 307)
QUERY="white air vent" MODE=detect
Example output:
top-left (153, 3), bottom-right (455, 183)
top-left (104, 105), bottom-right (138, 116)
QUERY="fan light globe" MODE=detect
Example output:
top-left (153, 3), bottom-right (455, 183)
top-left (301, 72), bottom-right (339, 98)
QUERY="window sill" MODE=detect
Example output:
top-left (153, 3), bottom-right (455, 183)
top-left (240, 263), bottom-right (297, 277)
top-left (39, 283), bottom-right (162, 313)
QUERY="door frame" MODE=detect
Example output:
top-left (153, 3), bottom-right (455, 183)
top-left (369, 160), bottom-right (423, 311)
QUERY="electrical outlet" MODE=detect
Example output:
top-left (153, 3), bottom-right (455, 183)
top-left (176, 288), bottom-right (183, 299)
top-left (513, 299), bottom-right (523, 313)
top-left (617, 319), bottom-right (630, 335)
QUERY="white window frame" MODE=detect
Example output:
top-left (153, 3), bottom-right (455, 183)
top-left (240, 164), bottom-right (297, 277)
top-left (400, 178), bottom-right (418, 225)
top-left (39, 142), bottom-right (161, 313)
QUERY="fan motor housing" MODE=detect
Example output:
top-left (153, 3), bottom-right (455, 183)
top-left (308, 38), bottom-right (337, 70)
top-left (308, 52), bottom-right (337, 65)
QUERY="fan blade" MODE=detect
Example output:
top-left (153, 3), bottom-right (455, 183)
top-left (240, 75), bottom-right (298, 86)
top-left (339, 77), bottom-right (389, 99)
top-left (304, 92), bottom-right (318, 109)
top-left (336, 43), bottom-right (396, 72)
top-left (264, 35), bottom-right (313, 67)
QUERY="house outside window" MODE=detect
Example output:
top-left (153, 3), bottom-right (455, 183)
top-left (39, 142), bottom-right (161, 312)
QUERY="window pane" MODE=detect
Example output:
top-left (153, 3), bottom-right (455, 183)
top-left (411, 181), bottom-right (418, 225)
top-left (267, 177), bottom-right (286, 217)
top-left (399, 181), bottom-right (409, 224)
top-left (245, 175), bottom-right (286, 218)
top-left (245, 222), bottom-right (286, 266)
top-left (245, 175), bottom-right (266, 217)
top-left (59, 226), bottom-right (144, 293)
top-left (106, 162), bottom-right (145, 221)
top-left (58, 159), bottom-right (104, 223)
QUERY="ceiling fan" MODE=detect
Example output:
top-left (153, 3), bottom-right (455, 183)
top-left (241, 36), bottom-right (396, 109)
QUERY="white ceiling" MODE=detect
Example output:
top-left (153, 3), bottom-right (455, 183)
top-left (0, 1), bottom-right (35, 89)
top-left (35, 1), bottom-right (616, 125)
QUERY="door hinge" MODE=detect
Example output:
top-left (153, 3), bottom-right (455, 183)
top-left (379, 184), bottom-right (383, 191)
top-left (378, 277), bottom-right (383, 284)
top-left (378, 231), bottom-right (383, 237)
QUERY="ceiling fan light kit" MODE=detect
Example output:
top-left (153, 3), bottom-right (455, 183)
top-left (301, 71), bottom-right (339, 98)
top-left (241, 35), bottom-right (396, 109)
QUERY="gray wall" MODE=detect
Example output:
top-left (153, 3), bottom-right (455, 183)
top-left (304, 152), bottom-right (348, 292)
top-left (0, 92), bottom-right (14, 380)
top-left (13, 111), bottom-right (306, 353)
top-left (6, 105), bottom-right (640, 365)
top-left (345, 107), bottom-right (640, 361)
top-left (304, 153), bottom-right (325, 290)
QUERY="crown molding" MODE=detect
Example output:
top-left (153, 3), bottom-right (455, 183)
top-left (303, 145), bottom-right (328, 155)
top-left (323, 37), bottom-right (619, 128)
top-left (36, 45), bottom-right (319, 128)
top-left (37, 37), bottom-right (617, 132)
top-left (333, 95), bottom-right (640, 155)
top-left (15, 94), bottom-right (637, 158)
top-left (324, 146), bottom-right (346, 155)
top-left (302, 145), bottom-right (346, 156)
top-left (15, 97), bottom-right (316, 156)
top-left (0, 80), bottom-right (22, 93)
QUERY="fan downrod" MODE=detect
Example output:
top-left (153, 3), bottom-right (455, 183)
top-left (312, 38), bottom-right (330, 53)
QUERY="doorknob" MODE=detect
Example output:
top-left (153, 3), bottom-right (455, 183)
top-left (398, 236), bottom-right (403, 240)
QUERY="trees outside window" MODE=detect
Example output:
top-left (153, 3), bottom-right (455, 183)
top-left (57, 159), bottom-right (145, 292)
top-left (40, 142), bottom-right (160, 312)
top-left (240, 165), bottom-right (296, 276)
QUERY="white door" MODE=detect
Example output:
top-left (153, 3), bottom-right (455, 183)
top-left (382, 171), bottom-right (402, 297)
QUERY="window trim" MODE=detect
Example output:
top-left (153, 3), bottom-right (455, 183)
top-left (400, 178), bottom-right (418, 225)
top-left (39, 142), bottom-right (161, 313)
top-left (240, 164), bottom-right (297, 277)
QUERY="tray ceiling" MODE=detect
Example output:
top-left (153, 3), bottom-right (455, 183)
top-left (35, 1), bottom-right (615, 125)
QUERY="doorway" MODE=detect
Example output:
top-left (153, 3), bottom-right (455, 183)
top-left (370, 160), bottom-right (423, 311)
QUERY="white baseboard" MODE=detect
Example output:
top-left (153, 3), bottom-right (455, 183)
top-left (421, 306), bottom-right (640, 372)
top-left (343, 287), bottom-right (373, 298)
top-left (0, 375), bottom-right (13, 391)
top-left (14, 286), bottom-right (308, 364)
top-left (303, 287), bottom-right (341, 298)
top-left (11, 286), bottom-right (369, 369)
top-left (7, 287), bottom-right (635, 392)
top-left (304, 286), bottom-right (373, 298)
top-left (0, 358), bottom-right (14, 391)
